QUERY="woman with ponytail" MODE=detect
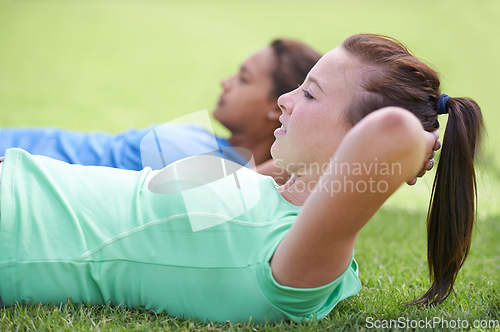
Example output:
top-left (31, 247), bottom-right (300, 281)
top-left (0, 34), bottom-right (482, 322)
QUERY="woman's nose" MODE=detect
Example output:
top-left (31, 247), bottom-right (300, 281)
top-left (221, 75), bottom-right (233, 91)
top-left (277, 91), bottom-right (293, 114)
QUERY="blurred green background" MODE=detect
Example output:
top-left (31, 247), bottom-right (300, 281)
top-left (0, 0), bottom-right (498, 302)
top-left (1, 1), bottom-right (498, 137)
top-left (1, 0), bottom-right (498, 203)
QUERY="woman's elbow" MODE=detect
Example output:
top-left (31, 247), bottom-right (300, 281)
top-left (363, 107), bottom-right (426, 153)
top-left (347, 107), bottom-right (428, 179)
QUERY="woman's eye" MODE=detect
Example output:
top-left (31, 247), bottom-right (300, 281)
top-left (302, 89), bottom-right (314, 100)
top-left (239, 74), bottom-right (248, 83)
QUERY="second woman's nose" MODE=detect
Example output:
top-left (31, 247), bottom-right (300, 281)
top-left (221, 75), bottom-right (234, 91)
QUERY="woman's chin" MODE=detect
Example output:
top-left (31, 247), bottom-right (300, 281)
top-left (270, 143), bottom-right (283, 163)
top-left (212, 108), bottom-right (228, 127)
top-left (212, 107), bottom-right (221, 120)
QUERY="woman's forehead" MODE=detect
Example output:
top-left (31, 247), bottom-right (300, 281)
top-left (309, 47), bottom-right (363, 91)
top-left (241, 47), bottom-right (275, 77)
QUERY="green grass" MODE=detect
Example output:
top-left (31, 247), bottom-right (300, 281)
top-left (1, 0), bottom-right (499, 330)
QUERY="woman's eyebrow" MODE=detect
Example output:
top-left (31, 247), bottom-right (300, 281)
top-left (308, 75), bottom-right (324, 93)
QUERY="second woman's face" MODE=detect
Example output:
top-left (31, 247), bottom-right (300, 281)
top-left (271, 47), bottom-right (363, 176)
top-left (213, 47), bottom-right (278, 134)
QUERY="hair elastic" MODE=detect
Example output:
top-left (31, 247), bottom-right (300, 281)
top-left (436, 94), bottom-right (451, 115)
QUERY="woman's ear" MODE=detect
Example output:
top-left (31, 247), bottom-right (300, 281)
top-left (267, 109), bottom-right (280, 121)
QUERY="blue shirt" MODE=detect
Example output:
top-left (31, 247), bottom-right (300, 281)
top-left (0, 123), bottom-right (249, 170)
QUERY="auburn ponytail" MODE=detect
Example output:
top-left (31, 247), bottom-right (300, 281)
top-left (411, 97), bottom-right (483, 305)
top-left (341, 34), bottom-right (484, 306)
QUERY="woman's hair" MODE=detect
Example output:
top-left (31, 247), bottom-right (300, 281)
top-left (341, 34), bottom-right (483, 305)
top-left (269, 39), bottom-right (322, 99)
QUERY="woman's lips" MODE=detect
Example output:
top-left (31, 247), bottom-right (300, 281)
top-left (274, 126), bottom-right (286, 135)
top-left (274, 119), bottom-right (287, 135)
top-left (217, 96), bottom-right (224, 107)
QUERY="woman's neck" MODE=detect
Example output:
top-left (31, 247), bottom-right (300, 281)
top-left (278, 172), bottom-right (320, 206)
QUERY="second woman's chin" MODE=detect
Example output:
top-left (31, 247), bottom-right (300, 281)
top-left (212, 106), bottom-right (224, 123)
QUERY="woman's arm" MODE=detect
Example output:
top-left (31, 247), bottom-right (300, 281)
top-left (270, 107), bottom-right (437, 288)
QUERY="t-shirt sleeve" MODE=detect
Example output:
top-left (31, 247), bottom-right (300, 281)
top-left (256, 255), bottom-right (361, 322)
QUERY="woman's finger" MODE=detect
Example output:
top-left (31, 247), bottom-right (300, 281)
top-left (407, 177), bottom-right (417, 186)
top-left (434, 139), bottom-right (441, 151)
top-left (423, 158), bottom-right (435, 171)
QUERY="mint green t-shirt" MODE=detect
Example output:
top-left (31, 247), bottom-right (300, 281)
top-left (0, 148), bottom-right (361, 323)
